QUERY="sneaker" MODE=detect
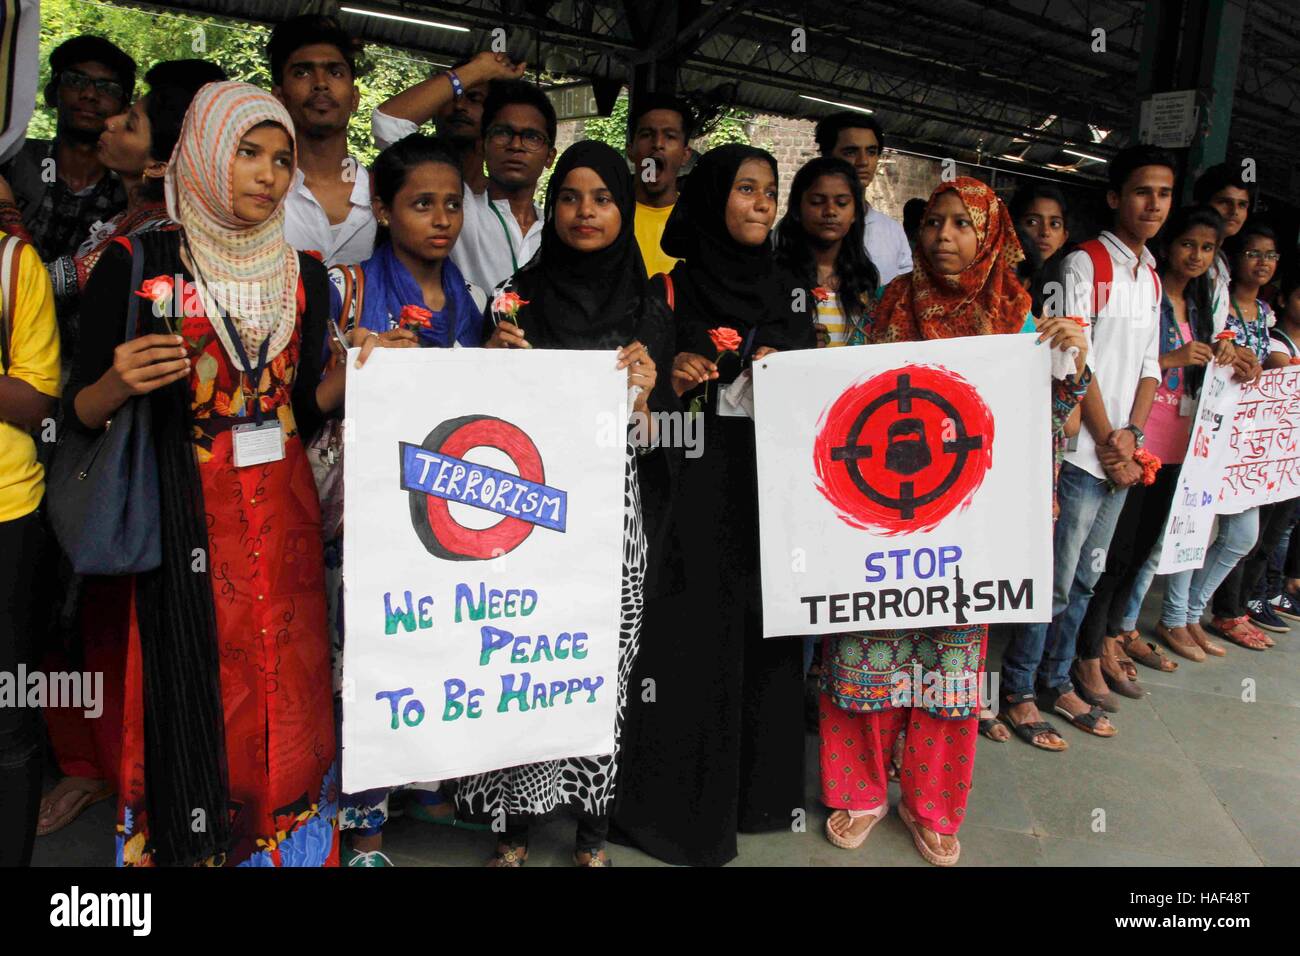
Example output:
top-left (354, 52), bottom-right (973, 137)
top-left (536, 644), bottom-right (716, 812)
top-left (1271, 590), bottom-right (1300, 622)
top-left (345, 848), bottom-right (394, 867)
top-left (1246, 599), bottom-right (1289, 634)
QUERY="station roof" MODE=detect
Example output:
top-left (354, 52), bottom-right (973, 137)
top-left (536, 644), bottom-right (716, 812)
top-left (136, 1), bottom-right (1300, 194)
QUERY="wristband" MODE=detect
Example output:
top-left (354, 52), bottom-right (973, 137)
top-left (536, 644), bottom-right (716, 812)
top-left (447, 69), bottom-right (464, 98)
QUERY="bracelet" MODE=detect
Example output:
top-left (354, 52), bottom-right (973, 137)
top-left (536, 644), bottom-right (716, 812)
top-left (447, 69), bottom-right (463, 98)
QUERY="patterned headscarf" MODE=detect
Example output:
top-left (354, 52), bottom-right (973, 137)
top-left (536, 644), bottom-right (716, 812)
top-left (165, 81), bottom-right (300, 370)
top-left (870, 176), bottom-right (1030, 343)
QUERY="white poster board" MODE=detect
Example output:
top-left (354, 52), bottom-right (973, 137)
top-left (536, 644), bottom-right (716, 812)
top-left (1217, 366), bottom-right (1300, 514)
top-left (753, 335), bottom-right (1053, 637)
top-left (1156, 362), bottom-right (1241, 573)
top-left (341, 348), bottom-right (627, 793)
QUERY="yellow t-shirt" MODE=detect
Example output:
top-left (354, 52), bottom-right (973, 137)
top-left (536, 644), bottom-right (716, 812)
top-left (0, 239), bottom-right (60, 522)
top-left (635, 202), bottom-right (681, 278)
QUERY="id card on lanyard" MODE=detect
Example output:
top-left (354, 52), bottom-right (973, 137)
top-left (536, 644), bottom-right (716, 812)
top-left (190, 252), bottom-right (285, 468)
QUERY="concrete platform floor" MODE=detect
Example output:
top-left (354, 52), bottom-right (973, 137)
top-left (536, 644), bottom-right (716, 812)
top-left (32, 582), bottom-right (1300, 867)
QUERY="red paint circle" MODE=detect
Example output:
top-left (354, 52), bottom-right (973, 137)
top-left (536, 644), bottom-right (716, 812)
top-left (812, 364), bottom-right (994, 535)
top-left (413, 416), bottom-right (546, 560)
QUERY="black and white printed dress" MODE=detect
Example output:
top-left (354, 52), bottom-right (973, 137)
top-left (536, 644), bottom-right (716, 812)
top-left (454, 445), bottom-right (647, 820)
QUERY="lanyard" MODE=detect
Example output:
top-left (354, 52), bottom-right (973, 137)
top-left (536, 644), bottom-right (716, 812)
top-left (185, 238), bottom-right (272, 425)
top-left (488, 201), bottom-right (519, 273)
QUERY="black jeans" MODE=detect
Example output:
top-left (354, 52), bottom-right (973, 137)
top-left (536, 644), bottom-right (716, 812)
top-left (1077, 464), bottom-right (1180, 659)
top-left (1213, 501), bottom-right (1295, 618)
top-left (0, 509), bottom-right (48, 867)
top-left (504, 811), bottom-right (610, 852)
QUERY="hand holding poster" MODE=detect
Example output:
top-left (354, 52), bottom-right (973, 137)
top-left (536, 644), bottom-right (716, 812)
top-left (1156, 362), bottom-right (1241, 574)
top-left (1217, 365), bottom-right (1300, 513)
top-left (341, 348), bottom-right (627, 793)
top-left (753, 335), bottom-right (1053, 636)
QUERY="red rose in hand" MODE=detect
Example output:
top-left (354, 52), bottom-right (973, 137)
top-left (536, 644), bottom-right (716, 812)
top-left (492, 291), bottom-right (529, 317)
top-left (303, 249), bottom-right (325, 262)
top-left (399, 304), bottom-right (433, 330)
top-left (135, 275), bottom-right (174, 304)
top-left (1215, 330), bottom-right (1237, 342)
top-left (708, 326), bottom-right (743, 353)
top-left (812, 286), bottom-right (831, 303)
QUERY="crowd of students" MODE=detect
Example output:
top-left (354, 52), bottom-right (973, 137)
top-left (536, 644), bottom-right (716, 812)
top-left (0, 14), bottom-right (1292, 869)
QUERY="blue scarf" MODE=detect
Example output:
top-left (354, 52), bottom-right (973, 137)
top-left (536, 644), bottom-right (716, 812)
top-left (358, 242), bottom-right (482, 347)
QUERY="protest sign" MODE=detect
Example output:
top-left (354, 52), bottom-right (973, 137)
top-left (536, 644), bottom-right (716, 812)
top-left (1217, 366), bottom-right (1300, 513)
top-left (753, 334), bottom-right (1053, 636)
top-left (341, 348), bottom-right (627, 793)
top-left (1156, 362), bottom-right (1241, 574)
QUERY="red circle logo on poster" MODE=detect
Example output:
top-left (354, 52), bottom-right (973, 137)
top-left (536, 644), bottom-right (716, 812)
top-left (409, 415), bottom-right (545, 560)
top-left (812, 365), bottom-right (994, 535)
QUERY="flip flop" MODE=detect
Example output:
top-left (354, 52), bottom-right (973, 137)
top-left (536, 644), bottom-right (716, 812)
top-left (898, 802), bottom-right (960, 867)
top-left (37, 779), bottom-right (115, 837)
top-left (824, 808), bottom-right (887, 849)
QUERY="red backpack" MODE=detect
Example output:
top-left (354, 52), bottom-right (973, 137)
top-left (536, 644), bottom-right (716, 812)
top-left (1077, 237), bottom-right (1159, 319)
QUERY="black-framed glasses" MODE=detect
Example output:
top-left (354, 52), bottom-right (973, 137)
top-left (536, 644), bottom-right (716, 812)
top-left (485, 123), bottom-right (549, 152)
top-left (60, 69), bottom-right (125, 101)
top-left (1244, 250), bottom-right (1280, 262)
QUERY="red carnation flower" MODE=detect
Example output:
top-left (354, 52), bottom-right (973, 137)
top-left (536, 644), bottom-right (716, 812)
top-left (399, 304), bottom-right (433, 330)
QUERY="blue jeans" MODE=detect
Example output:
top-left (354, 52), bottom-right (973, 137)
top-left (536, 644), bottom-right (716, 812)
top-left (1160, 509), bottom-right (1260, 627)
top-left (1118, 545), bottom-right (1160, 632)
top-left (1002, 462), bottom-right (1129, 697)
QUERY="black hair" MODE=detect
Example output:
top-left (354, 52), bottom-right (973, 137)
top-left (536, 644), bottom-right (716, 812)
top-left (140, 60), bottom-right (228, 201)
top-left (902, 197), bottom-right (926, 239)
top-left (1107, 144), bottom-right (1177, 193)
top-left (629, 93), bottom-right (696, 141)
top-left (45, 35), bottom-right (136, 107)
top-left (1276, 265), bottom-right (1300, 314)
top-left (775, 156), bottom-right (880, 330)
top-left (371, 134), bottom-right (465, 247)
top-left (481, 79), bottom-right (558, 145)
top-left (1192, 161), bottom-right (1256, 204)
top-left (814, 111), bottom-right (884, 156)
top-left (267, 14), bottom-right (360, 85)
top-left (1009, 182), bottom-right (1069, 224)
top-left (1224, 220), bottom-right (1276, 259)
top-left (1157, 205), bottom-right (1225, 396)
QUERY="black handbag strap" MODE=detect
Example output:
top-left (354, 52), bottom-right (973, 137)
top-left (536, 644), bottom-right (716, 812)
top-left (124, 237), bottom-right (144, 341)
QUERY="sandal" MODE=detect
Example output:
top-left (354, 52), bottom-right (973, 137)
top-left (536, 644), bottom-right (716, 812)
top-left (998, 691), bottom-right (1067, 751)
top-left (404, 792), bottom-right (490, 830)
top-left (486, 844), bottom-right (529, 867)
top-left (573, 847), bottom-right (612, 867)
top-left (1051, 700), bottom-right (1117, 737)
top-left (1210, 616), bottom-right (1270, 652)
top-left (37, 777), bottom-right (115, 837)
top-left (825, 807), bottom-right (887, 849)
top-left (898, 802), bottom-right (960, 867)
top-left (978, 717), bottom-right (1010, 742)
top-left (1108, 636), bottom-right (1140, 681)
top-left (1100, 638), bottom-right (1144, 699)
top-left (1118, 631), bottom-right (1177, 672)
top-left (1071, 660), bottom-right (1119, 712)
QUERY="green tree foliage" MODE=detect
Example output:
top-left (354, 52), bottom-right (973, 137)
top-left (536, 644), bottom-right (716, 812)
top-left (33, 0), bottom-right (437, 164)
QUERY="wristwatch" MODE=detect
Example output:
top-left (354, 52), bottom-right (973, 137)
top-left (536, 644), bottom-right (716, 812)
top-left (1122, 423), bottom-right (1145, 448)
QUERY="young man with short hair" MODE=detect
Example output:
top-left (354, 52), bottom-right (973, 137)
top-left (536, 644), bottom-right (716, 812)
top-left (373, 50), bottom-right (526, 192)
top-left (0, 36), bottom-right (133, 260)
top-left (1193, 161), bottom-right (1253, 333)
top-left (1001, 145), bottom-right (1175, 744)
top-left (268, 14), bottom-right (375, 265)
top-left (815, 111), bottom-right (911, 286)
top-left (627, 93), bottom-right (693, 276)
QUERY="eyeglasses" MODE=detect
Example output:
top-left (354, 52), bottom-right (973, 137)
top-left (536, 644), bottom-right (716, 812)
top-left (1244, 250), bottom-right (1280, 262)
top-left (485, 124), bottom-right (549, 152)
top-left (60, 69), bottom-right (125, 101)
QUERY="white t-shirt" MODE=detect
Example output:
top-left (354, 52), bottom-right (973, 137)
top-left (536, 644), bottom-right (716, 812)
top-left (1208, 250), bottom-right (1231, 335)
top-left (863, 205), bottom-right (913, 288)
top-left (1053, 230), bottom-right (1162, 479)
top-left (282, 161), bottom-right (376, 267)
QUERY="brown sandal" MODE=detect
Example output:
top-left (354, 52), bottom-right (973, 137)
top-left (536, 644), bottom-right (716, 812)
top-left (1118, 631), bottom-right (1177, 672)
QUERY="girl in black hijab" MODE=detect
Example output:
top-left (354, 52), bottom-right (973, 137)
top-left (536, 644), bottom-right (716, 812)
top-left (464, 140), bottom-right (679, 866)
top-left (611, 144), bottom-right (815, 866)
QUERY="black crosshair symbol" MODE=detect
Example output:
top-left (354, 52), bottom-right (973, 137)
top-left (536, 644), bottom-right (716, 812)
top-left (830, 373), bottom-right (985, 519)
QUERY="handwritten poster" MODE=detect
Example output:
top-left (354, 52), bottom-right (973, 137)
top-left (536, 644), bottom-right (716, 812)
top-left (1217, 366), bottom-right (1300, 513)
top-left (753, 335), bottom-right (1053, 636)
top-left (341, 348), bottom-right (627, 793)
top-left (1156, 363), bottom-right (1242, 574)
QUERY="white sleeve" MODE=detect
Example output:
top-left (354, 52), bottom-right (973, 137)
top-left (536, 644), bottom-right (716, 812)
top-left (371, 108), bottom-right (421, 151)
top-left (888, 218), bottom-right (912, 277)
top-left (1057, 249), bottom-right (1094, 321)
